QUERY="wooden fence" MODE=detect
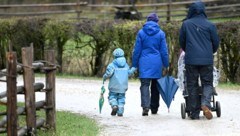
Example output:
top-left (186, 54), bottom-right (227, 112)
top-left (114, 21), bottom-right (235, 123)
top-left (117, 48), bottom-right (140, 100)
top-left (0, 45), bottom-right (56, 136)
top-left (0, 0), bottom-right (239, 21)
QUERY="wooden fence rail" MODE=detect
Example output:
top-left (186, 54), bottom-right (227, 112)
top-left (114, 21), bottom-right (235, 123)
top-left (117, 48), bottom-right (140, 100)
top-left (0, 46), bottom-right (57, 136)
top-left (0, 0), bottom-right (239, 21)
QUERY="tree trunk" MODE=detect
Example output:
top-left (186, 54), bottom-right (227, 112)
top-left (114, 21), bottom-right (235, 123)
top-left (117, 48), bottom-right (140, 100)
top-left (93, 48), bottom-right (103, 76)
top-left (57, 37), bottom-right (63, 73)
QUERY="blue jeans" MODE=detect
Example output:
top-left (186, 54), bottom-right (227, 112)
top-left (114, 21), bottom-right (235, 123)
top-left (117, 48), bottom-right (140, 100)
top-left (140, 79), bottom-right (159, 110)
top-left (108, 92), bottom-right (126, 114)
top-left (185, 64), bottom-right (213, 118)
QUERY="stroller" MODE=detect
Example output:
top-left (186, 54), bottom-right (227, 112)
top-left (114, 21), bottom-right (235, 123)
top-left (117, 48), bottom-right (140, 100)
top-left (176, 52), bottom-right (221, 119)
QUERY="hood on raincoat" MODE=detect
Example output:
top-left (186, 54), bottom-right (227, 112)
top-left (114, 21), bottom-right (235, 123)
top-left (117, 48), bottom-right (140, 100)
top-left (142, 21), bottom-right (160, 36)
top-left (186, 1), bottom-right (207, 19)
top-left (112, 48), bottom-right (127, 68)
top-left (113, 48), bottom-right (124, 58)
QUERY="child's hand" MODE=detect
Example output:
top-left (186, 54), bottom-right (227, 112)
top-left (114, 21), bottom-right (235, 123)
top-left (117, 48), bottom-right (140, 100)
top-left (103, 75), bottom-right (107, 83)
top-left (129, 67), bottom-right (137, 76)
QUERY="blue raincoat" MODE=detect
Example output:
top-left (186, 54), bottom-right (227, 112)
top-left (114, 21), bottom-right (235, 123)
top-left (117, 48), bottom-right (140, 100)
top-left (132, 21), bottom-right (169, 78)
top-left (103, 56), bottom-right (131, 93)
top-left (179, 1), bottom-right (219, 65)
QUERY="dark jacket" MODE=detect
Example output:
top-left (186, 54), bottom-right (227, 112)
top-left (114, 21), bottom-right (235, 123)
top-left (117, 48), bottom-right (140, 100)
top-left (132, 21), bottom-right (169, 78)
top-left (179, 1), bottom-right (219, 65)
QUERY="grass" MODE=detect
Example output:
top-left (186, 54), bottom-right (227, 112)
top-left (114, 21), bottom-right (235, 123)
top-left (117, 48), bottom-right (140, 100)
top-left (210, 17), bottom-right (240, 23)
top-left (38, 111), bottom-right (100, 136)
top-left (0, 105), bottom-right (100, 136)
top-left (217, 82), bottom-right (240, 90)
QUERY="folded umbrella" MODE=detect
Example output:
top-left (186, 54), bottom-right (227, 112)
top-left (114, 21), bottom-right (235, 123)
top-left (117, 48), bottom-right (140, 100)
top-left (157, 75), bottom-right (179, 111)
top-left (99, 83), bottom-right (106, 114)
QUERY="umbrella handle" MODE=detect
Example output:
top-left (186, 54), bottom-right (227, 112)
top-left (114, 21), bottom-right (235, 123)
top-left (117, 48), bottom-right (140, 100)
top-left (102, 79), bottom-right (105, 85)
top-left (163, 67), bottom-right (169, 76)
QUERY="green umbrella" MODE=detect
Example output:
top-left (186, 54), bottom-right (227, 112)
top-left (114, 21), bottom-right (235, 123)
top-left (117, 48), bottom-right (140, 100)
top-left (99, 84), bottom-right (106, 114)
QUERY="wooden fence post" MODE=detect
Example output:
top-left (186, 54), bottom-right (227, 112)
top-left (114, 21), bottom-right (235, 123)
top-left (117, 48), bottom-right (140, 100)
top-left (76, 0), bottom-right (81, 19)
top-left (6, 52), bottom-right (17, 136)
top-left (167, 0), bottom-right (172, 22)
top-left (22, 46), bottom-right (36, 135)
top-left (45, 50), bottom-right (56, 130)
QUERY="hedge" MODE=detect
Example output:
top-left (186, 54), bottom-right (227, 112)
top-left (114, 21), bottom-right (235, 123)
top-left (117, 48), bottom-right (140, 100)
top-left (0, 18), bottom-right (239, 83)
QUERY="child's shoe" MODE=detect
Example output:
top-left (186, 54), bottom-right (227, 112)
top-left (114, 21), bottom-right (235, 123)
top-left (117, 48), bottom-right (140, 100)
top-left (117, 113), bottom-right (123, 117)
top-left (111, 106), bottom-right (118, 116)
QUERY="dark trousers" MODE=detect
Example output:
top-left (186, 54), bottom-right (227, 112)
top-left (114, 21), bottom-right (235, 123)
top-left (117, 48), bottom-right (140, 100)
top-left (185, 64), bottom-right (213, 118)
top-left (140, 79), bottom-right (159, 110)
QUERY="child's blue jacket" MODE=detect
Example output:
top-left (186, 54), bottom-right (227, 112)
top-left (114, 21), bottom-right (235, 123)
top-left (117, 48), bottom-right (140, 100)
top-left (103, 57), bottom-right (131, 93)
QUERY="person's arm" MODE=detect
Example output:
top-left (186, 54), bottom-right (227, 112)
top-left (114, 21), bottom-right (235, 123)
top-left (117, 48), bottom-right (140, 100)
top-left (132, 31), bottom-right (142, 68)
top-left (103, 64), bottom-right (115, 81)
top-left (160, 32), bottom-right (169, 68)
top-left (128, 67), bottom-right (137, 76)
top-left (179, 22), bottom-right (186, 51)
top-left (210, 24), bottom-right (219, 53)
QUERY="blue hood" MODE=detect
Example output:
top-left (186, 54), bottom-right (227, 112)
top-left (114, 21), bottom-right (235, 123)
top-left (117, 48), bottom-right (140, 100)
top-left (143, 21), bottom-right (160, 36)
top-left (113, 57), bottom-right (127, 68)
top-left (187, 1), bottom-right (207, 19)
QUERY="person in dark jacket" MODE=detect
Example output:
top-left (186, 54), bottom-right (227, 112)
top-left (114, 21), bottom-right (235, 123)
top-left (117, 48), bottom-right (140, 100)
top-left (132, 13), bottom-right (169, 116)
top-left (179, 1), bottom-right (219, 120)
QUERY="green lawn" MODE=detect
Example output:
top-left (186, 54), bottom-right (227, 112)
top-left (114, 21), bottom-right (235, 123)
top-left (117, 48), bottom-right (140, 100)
top-left (217, 82), bottom-right (240, 90)
top-left (0, 105), bottom-right (100, 136)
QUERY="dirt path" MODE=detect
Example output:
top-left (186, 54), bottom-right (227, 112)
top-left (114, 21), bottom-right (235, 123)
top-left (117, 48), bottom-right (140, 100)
top-left (1, 77), bottom-right (240, 136)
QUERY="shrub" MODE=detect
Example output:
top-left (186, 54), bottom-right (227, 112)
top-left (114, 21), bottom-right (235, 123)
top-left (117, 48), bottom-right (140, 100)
top-left (43, 19), bottom-right (74, 73)
top-left (0, 17), bottom-right (239, 83)
top-left (217, 21), bottom-right (240, 83)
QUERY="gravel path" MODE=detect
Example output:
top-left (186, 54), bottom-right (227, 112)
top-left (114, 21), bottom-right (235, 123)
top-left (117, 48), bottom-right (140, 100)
top-left (1, 77), bottom-right (240, 136)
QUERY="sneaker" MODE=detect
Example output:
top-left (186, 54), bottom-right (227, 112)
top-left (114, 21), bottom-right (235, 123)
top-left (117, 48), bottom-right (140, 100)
top-left (111, 106), bottom-right (118, 116)
top-left (151, 109), bottom-right (158, 114)
top-left (142, 108), bottom-right (149, 116)
top-left (201, 105), bottom-right (213, 120)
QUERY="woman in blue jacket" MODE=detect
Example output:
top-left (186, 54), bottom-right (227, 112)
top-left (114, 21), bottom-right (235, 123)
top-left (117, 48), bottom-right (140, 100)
top-left (132, 13), bottom-right (169, 116)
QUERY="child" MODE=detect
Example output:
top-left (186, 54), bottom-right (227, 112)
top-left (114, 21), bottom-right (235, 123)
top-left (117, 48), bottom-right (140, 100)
top-left (103, 48), bottom-right (135, 116)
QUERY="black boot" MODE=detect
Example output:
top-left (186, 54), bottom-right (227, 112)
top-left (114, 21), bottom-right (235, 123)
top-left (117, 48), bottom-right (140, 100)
top-left (151, 109), bottom-right (158, 114)
top-left (111, 106), bottom-right (118, 116)
top-left (142, 108), bottom-right (149, 116)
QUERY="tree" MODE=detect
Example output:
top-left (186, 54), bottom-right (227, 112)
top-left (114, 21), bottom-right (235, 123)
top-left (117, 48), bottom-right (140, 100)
top-left (43, 19), bottom-right (73, 73)
top-left (76, 20), bottom-right (116, 76)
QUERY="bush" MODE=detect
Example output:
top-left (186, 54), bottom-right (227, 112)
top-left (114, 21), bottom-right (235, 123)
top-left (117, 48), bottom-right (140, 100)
top-left (43, 19), bottom-right (74, 73)
top-left (0, 17), bottom-right (239, 83)
top-left (217, 21), bottom-right (240, 83)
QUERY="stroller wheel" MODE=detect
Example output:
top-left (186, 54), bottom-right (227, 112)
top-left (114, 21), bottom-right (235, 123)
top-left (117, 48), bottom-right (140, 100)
top-left (216, 101), bottom-right (221, 117)
top-left (181, 103), bottom-right (186, 119)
